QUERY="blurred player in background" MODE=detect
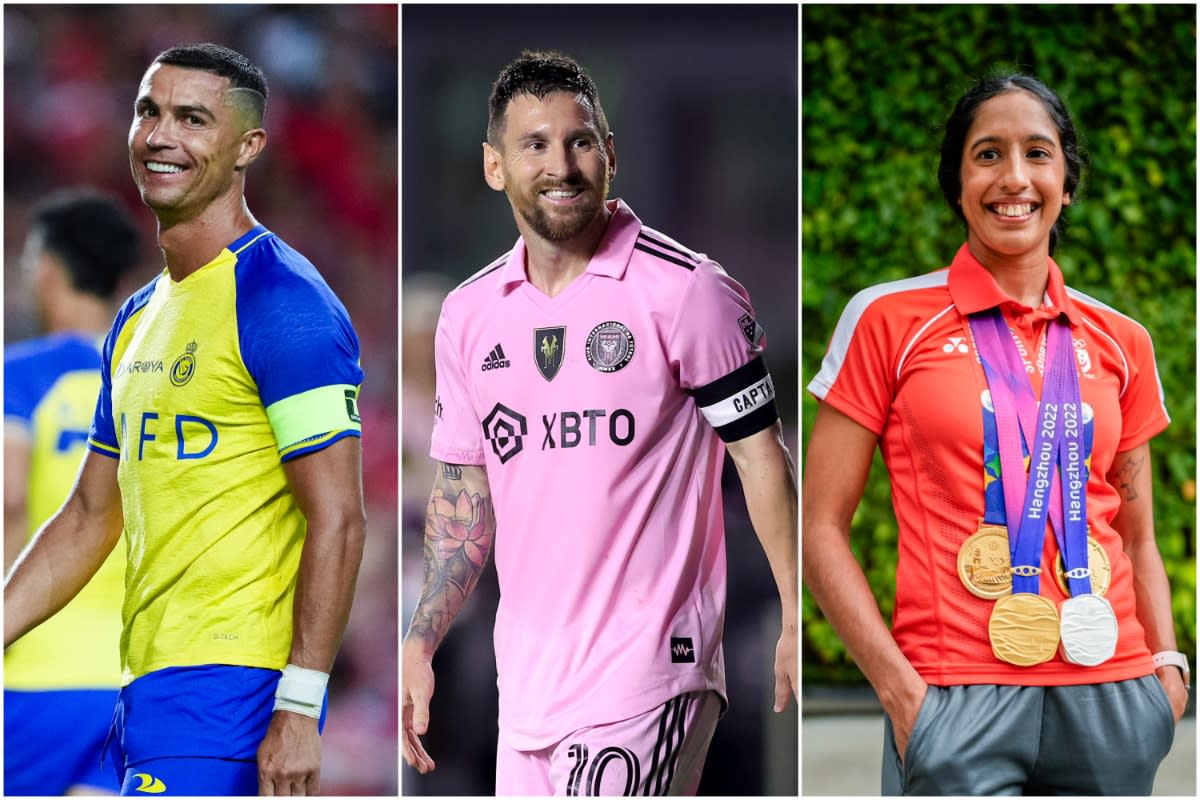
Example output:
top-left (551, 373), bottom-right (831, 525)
top-left (401, 50), bottom-right (798, 795)
top-left (5, 43), bottom-right (365, 797)
top-left (4, 189), bottom-right (140, 796)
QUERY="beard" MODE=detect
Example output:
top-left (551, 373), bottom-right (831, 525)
top-left (508, 170), bottom-right (610, 242)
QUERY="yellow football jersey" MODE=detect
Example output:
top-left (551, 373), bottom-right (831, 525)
top-left (4, 333), bottom-right (125, 689)
top-left (87, 227), bottom-right (362, 684)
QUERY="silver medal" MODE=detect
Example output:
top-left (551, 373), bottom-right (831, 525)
top-left (1058, 594), bottom-right (1118, 667)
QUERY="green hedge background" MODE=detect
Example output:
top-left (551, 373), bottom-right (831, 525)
top-left (802, 4), bottom-right (1196, 685)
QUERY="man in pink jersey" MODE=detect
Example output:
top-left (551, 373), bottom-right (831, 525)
top-left (401, 50), bottom-right (797, 795)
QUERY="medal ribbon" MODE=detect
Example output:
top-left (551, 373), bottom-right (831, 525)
top-left (970, 309), bottom-right (1082, 595)
top-left (981, 313), bottom-right (1091, 597)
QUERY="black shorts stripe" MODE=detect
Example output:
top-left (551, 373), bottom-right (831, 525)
top-left (647, 697), bottom-right (681, 795)
top-left (637, 231), bottom-right (700, 264)
top-left (690, 356), bottom-right (769, 408)
top-left (633, 243), bottom-right (696, 272)
top-left (652, 697), bottom-right (685, 795)
top-left (662, 694), bottom-right (691, 793)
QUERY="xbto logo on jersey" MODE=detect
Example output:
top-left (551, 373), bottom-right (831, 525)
top-left (481, 343), bottom-right (511, 371)
top-left (482, 403), bottom-right (527, 464)
top-left (169, 341), bottom-right (198, 386)
top-left (541, 409), bottom-right (635, 450)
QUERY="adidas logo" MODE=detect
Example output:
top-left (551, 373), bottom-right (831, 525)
top-left (481, 343), bottom-right (511, 371)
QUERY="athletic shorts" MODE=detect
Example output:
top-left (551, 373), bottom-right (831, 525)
top-left (882, 676), bottom-right (1176, 795)
top-left (495, 690), bottom-right (722, 796)
top-left (104, 664), bottom-right (327, 797)
top-left (4, 688), bottom-right (121, 794)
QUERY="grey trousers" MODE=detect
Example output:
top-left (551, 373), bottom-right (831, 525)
top-left (881, 676), bottom-right (1176, 795)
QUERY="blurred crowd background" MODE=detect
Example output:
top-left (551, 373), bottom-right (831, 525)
top-left (3, 5), bottom-right (397, 794)
top-left (402, 5), bottom-right (798, 795)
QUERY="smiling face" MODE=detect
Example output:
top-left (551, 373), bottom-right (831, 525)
top-left (959, 90), bottom-right (1070, 268)
top-left (128, 63), bottom-right (263, 224)
top-left (483, 91), bottom-right (615, 244)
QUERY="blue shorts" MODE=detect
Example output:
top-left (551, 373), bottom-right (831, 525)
top-left (105, 665), bottom-right (327, 797)
top-left (4, 688), bottom-right (121, 794)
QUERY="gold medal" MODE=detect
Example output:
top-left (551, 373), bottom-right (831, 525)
top-left (988, 592), bottom-right (1060, 666)
top-left (1054, 535), bottom-right (1111, 597)
top-left (957, 523), bottom-right (1012, 599)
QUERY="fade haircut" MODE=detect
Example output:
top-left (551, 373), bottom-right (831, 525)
top-left (487, 50), bottom-right (609, 147)
top-left (153, 42), bottom-right (268, 128)
top-left (30, 188), bottom-right (140, 300)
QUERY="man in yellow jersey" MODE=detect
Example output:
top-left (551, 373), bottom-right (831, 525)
top-left (5, 189), bottom-right (140, 795)
top-left (4, 43), bottom-right (366, 797)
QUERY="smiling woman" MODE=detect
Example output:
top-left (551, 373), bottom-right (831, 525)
top-left (803, 73), bottom-right (1186, 796)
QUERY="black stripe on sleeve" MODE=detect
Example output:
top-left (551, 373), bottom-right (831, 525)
top-left (637, 232), bottom-right (700, 264)
top-left (689, 356), bottom-right (769, 408)
top-left (633, 243), bottom-right (696, 272)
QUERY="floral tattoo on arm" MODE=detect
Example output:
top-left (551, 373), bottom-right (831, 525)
top-left (408, 463), bottom-right (495, 648)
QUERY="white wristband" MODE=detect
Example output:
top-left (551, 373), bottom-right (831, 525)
top-left (1152, 650), bottom-right (1190, 692)
top-left (273, 664), bottom-right (329, 719)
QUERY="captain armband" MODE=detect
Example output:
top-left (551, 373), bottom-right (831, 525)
top-left (690, 355), bottom-right (779, 442)
top-left (273, 664), bottom-right (329, 719)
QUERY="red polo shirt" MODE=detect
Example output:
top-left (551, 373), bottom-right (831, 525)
top-left (810, 244), bottom-right (1170, 685)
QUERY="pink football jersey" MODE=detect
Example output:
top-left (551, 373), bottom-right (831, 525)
top-left (431, 199), bottom-right (778, 750)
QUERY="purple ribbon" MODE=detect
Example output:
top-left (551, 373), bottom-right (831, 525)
top-left (969, 309), bottom-right (1089, 596)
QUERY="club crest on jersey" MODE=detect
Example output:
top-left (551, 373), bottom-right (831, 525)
top-left (169, 341), bottom-right (198, 387)
top-left (585, 321), bottom-right (634, 373)
top-left (534, 327), bottom-right (566, 381)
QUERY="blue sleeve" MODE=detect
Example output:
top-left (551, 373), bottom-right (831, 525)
top-left (88, 283), bottom-right (156, 459)
top-left (234, 239), bottom-right (363, 406)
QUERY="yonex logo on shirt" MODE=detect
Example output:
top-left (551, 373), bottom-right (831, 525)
top-left (943, 337), bottom-right (970, 354)
top-left (481, 343), bottom-right (511, 371)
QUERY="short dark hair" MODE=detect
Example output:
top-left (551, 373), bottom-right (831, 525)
top-left (30, 189), bottom-right (140, 299)
top-left (154, 42), bottom-right (268, 125)
top-left (487, 50), bottom-right (609, 146)
top-left (937, 72), bottom-right (1086, 255)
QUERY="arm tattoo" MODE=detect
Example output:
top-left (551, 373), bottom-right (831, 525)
top-left (407, 467), bottom-right (495, 649)
top-left (1113, 453), bottom-right (1145, 502)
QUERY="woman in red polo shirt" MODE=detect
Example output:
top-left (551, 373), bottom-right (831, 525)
top-left (804, 73), bottom-right (1186, 795)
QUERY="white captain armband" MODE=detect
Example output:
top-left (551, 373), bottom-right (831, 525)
top-left (690, 356), bottom-right (779, 442)
top-left (273, 664), bottom-right (329, 719)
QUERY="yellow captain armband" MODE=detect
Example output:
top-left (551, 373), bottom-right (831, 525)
top-left (266, 384), bottom-right (362, 453)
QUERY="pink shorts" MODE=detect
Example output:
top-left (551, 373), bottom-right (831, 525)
top-left (495, 690), bottom-right (722, 796)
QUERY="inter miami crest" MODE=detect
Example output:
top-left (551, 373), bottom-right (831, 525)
top-left (585, 321), bottom-right (634, 373)
top-left (534, 326), bottom-right (565, 381)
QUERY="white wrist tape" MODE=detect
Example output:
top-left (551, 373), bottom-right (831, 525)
top-left (273, 664), bottom-right (329, 719)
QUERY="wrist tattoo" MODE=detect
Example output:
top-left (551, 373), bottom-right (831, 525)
top-left (441, 463), bottom-right (463, 481)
